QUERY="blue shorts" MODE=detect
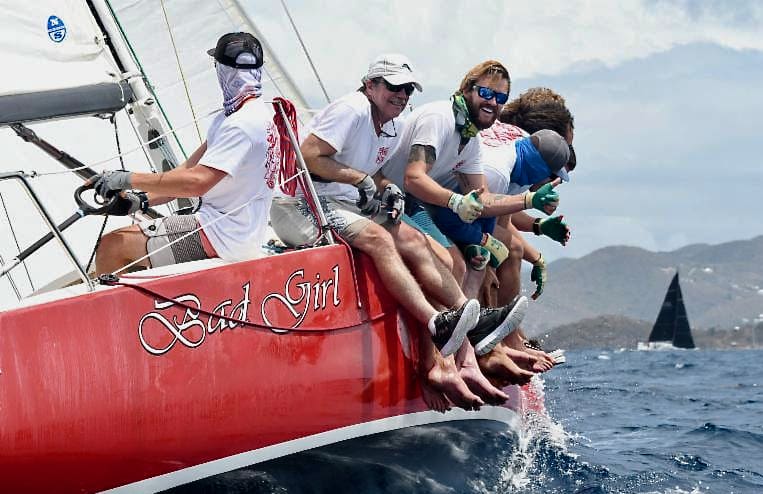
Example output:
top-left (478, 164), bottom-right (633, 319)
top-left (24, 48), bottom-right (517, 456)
top-left (431, 204), bottom-right (496, 247)
top-left (402, 196), bottom-right (454, 248)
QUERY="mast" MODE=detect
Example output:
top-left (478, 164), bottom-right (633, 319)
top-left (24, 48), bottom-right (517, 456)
top-left (88, 0), bottom-right (192, 212)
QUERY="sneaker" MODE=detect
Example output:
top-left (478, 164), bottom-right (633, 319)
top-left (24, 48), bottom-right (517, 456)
top-left (468, 296), bottom-right (529, 356)
top-left (431, 299), bottom-right (480, 357)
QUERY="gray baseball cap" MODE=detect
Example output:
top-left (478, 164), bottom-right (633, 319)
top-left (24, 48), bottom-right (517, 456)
top-left (532, 129), bottom-right (570, 182)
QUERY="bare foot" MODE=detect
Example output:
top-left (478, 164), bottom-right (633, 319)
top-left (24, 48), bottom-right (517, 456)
top-left (499, 346), bottom-right (553, 373)
top-left (499, 332), bottom-right (555, 368)
top-left (477, 350), bottom-right (534, 386)
top-left (426, 355), bottom-right (485, 411)
top-left (456, 342), bottom-right (508, 405)
top-left (420, 379), bottom-right (450, 413)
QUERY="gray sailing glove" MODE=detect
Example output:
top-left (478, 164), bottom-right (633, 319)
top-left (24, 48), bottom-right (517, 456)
top-left (380, 183), bottom-right (404, 224)
top-left (355, 175), bottom-right (381, 217)
top-left (93, 170), bottom-right (133, 198)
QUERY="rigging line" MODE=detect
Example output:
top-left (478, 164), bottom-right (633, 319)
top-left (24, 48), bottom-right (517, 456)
top-left (104, 0), bottom-right (188, 159)
top-left (0, 192), bottom-right (34, 292)
top-left (0, 254), bottom-right (22, 301)
top-left (279, 0), bottom-right (331, 104)
top-left (158, 0), bottom-right (203, 144)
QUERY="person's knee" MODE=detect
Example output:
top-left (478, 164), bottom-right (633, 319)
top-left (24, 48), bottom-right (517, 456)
top-left (509, 238), bottom-right (524, 266)
top-left (354, 223), bottom-right (396, 257)
top-left (393, 223), bottom-right (430, 255)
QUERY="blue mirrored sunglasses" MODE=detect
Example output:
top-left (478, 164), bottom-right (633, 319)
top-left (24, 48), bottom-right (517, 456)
top-left (473, 85), bottom-right (509, 104)
top-left (383, 79), bottom-right (415, 96)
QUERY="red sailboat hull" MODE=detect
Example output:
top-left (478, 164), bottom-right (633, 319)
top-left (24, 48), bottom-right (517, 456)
top-left (0, 245), bottom-right (523, 493)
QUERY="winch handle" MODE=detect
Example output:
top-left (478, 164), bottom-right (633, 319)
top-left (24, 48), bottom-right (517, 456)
top-left (74, 183), bottom-right (119, 216)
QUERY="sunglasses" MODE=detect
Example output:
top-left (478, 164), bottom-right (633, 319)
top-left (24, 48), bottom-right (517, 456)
top-left (382, 80), bottom-right (415, 96)
top-left (473, 85), bottom-right (509, 105)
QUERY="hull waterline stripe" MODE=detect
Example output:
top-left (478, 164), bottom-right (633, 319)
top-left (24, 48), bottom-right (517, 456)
top-left (99, 407), bottom-right (520, 493)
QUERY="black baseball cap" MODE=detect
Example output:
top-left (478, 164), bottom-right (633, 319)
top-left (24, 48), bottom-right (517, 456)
top-left (207, 32), bottom-right (263, 69)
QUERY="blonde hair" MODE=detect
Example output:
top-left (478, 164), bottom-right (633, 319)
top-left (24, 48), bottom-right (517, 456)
top-left (457, 60), bottom-right (510, 94)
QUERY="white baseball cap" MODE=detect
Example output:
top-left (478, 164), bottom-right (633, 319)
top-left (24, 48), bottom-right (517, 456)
top-left (361, 54), bottom-right (423, 92)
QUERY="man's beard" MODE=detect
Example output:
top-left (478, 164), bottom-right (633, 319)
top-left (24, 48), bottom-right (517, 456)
top-left (468, 101), bottom-right (496, 130)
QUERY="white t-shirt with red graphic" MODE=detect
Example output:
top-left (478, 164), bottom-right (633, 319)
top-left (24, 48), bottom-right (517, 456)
top-left (381, 100), bottom-right (483, 195)
top-left (307, 91), bottom-right (401, 202)
top-left (195, 98), bottom-right (280, 261)
top-left (478, 121), bottom-right (529, 194)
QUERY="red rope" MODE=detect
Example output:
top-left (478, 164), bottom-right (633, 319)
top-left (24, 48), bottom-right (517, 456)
top-left (271, 97), bottom-right (298, 196)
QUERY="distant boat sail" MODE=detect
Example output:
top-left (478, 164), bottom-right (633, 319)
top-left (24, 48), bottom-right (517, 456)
top-left (644, 272), bottom-right (696, 349)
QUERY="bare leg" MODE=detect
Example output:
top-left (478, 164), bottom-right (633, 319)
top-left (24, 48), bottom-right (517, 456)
top-left (388, 223), bottom-right (468, 309)
top-left (351, 223), bottom-right (440, 324)
top-left (455, 340), bottom-right (508, 405)
top-left (95, 225), bottom-right (151, 276)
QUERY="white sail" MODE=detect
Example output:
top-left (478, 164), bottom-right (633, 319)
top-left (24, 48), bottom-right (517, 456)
top-left (0, 0), bottom-right (121, 96)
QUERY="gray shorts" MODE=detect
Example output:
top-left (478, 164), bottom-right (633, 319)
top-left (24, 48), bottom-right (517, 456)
top-left (139, 215), bottom-right (209, 268)
top-left (270, 195), bottom-right (386, 247)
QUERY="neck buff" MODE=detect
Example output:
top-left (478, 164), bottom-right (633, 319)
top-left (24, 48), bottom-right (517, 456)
top-left (511, 137), bottom-right (553, 186)
top-left (216, 53), bottom-right (262, 116)
top-left (452, 93), bottom-right (478, 139)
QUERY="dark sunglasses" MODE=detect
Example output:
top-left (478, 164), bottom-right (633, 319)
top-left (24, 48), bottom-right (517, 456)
top-left (382, 80), bottom-right (415, 96)
top-left (473, 85), bottom-right (509, 104)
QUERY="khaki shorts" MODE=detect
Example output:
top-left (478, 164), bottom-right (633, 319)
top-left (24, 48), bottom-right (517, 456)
top-left (139, 215), bottom-right (209, 268)
top-left (270, 195), bottom-right (388, 247)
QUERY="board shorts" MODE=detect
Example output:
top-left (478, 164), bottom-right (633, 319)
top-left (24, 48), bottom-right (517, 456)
top-left (139, 215), bottom-right (216, 268)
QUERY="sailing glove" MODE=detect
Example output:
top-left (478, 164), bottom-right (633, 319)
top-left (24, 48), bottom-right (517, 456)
top-left (93, 170), bottom-right (133, 198)
top-left (108, 191), bottom-right (149, 216)
top-left (448, 190), bottom-right (483, 223)
top-left (482, 233), bottom-right (509, 268)
top-left (530, 253), bottom-right (547, 300)
top-left (355, 175), bottom-right (381, 217)
top-left (535, 216), bottom-right (571, 245)
top-left (523, 183), bottom-right (559, 214)
top-left (380, 184), bottom-right (404, 225)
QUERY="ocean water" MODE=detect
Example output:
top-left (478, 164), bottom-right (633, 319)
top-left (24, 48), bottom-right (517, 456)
top-left (172, 349), bottom-right (763, 494)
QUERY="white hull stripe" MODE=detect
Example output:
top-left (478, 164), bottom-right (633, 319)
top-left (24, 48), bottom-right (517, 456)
top-left (100, 406), bottom-right (520, 493)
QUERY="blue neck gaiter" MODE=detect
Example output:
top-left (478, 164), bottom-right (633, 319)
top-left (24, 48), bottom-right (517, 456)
top-left (511, 137), bottom-right (552, 186)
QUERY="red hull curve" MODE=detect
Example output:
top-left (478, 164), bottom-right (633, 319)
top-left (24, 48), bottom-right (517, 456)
top-left (0, 245), bottom-right (523, 493)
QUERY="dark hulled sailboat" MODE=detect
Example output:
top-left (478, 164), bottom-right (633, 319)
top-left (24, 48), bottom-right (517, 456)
top-left (644, 272), bottom-right (696, 349)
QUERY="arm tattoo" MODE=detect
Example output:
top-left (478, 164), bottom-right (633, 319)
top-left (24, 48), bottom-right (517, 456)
top-left (482, 193), bottom-right (509, 207)
top-left (408, 144), bottom-right (436, 170)
top-left (454, 172), bottom-right (471, 193)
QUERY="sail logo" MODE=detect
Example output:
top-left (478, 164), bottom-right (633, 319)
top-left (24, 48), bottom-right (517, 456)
top-left (47, 15), bottom-right (66, 43)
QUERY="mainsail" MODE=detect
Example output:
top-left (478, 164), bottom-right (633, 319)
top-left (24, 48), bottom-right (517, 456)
top-left (648, 272), bottom-right (695, 349)
top-left (0, 0), bottom-right (316, 304)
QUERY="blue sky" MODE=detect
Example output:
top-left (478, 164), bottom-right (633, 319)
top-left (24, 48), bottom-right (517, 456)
top-left (251, 0), bottom-right (763, 261)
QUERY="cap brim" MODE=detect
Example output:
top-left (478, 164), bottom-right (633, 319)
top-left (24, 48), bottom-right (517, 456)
top-left (382, 74), bottom-right (423, 92)
top-left (206, 48), bottom-right (215, 56)
top-left (555, 167), bottom-right (570, 182)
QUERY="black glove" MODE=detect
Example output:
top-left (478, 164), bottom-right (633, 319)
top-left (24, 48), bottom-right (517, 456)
top-left (106, 191), bottom-right (148, 216)
top-left (380, 184), bottom-right (404, 224)
top-left (355, 175), bottom-right (381, 217)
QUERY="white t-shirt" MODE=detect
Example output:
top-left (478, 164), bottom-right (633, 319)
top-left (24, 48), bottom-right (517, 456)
top-left (195, 99), bottom-right (280, 261)
top-left (478, 121), bottom-right (529, 194)
top-left (308, 91), bottom-right (401, 202)
top-left (381, 100), bottom-right (483, 196)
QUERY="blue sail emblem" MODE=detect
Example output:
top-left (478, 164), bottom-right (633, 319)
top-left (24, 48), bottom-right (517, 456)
top-left (47, 15), bottom-right (67, 43)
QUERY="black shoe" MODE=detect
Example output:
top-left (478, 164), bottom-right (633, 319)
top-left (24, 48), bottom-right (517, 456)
top-left (468, 296), bottom-right (528, 356)
top-left (431, 299), bottom-right (480, 357)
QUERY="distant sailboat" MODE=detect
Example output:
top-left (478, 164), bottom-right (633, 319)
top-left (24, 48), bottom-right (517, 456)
top-left (638, 272), bottom-right (696, 350)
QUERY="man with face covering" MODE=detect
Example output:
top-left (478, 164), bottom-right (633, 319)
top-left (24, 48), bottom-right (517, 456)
top-left (90, 33), bottom-right (283, 276)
